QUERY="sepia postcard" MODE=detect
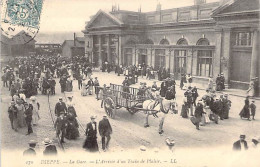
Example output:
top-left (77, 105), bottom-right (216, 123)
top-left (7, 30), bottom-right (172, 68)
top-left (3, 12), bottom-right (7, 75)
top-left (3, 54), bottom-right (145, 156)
top-left (1, 0), bottom-right (260, 167)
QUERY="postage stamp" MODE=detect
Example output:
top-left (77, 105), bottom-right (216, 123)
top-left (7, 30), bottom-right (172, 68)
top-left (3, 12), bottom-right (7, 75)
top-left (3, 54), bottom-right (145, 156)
top-left (1, 0), bottom-right (43, 44)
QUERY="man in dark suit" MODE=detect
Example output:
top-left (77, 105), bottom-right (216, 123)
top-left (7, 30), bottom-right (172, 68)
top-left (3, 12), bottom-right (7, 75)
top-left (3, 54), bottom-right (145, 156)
top-left (24, 102), bottom-right (33, 135)
top-left (43, 138), bottom-right (58, 156)
top-left (23, 140), bottom-right (37, 156)
top-left (98, 115), bottom-right (112, 151)
top-left (83, 116), bottom-right (99, 152)
top-left (54, 97), bottom-right (67, 117)
top-left (233, 135), bottom-right (248, 151)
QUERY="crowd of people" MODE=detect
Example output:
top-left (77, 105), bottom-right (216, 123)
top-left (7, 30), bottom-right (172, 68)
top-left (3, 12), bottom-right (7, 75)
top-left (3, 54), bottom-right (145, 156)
top-left (1, 55), bottom-right (259, 155)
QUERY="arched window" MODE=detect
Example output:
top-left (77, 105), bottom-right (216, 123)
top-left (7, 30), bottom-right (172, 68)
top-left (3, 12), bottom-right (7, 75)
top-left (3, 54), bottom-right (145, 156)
top-left (144, 39), bottom-right (154, 45)
top-left (177, 38), bottom-right (188, 45)
top-left (159, 39), bottom-right (170, 45)
top-left (175, 38), bottom-right (188, 76)
top-left (196, 38), bottom-right (210, 45)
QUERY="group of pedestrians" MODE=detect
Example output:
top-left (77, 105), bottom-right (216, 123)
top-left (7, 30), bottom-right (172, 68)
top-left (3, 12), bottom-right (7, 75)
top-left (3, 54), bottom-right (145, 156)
top-left (7, 96), bottom-right (40, 135)
top-left (83, 115), bottom-right (113, 152)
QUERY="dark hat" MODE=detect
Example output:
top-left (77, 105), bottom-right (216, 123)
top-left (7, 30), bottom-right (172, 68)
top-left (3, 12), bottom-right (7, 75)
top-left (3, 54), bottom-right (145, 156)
top-left (240, 135), bottom-right (246, 138)
top-left (28, 140), bottom-right (37, 145)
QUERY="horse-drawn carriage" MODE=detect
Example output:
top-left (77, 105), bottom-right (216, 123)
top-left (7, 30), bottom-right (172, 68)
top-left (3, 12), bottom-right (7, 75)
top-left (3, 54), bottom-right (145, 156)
top-left (99, 83), bottom-right (150, 118)
top-left (98, 83), bottom-right (178, 134)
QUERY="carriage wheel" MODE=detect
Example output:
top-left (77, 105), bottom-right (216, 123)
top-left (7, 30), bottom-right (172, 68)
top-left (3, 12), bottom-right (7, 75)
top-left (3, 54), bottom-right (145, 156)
top-left (104, 97), bottom-right (116, 119)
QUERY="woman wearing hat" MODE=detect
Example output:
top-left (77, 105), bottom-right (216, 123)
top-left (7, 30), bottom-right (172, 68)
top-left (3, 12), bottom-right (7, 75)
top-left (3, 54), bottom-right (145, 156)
top-left (239, 96), bottom-right (251, 121)
top-left (83, 116), bottom-right (99, 152)
top-left (16, 98), bottom-right (26, 128)
top-left (30, 96), bottom-right (40, 126)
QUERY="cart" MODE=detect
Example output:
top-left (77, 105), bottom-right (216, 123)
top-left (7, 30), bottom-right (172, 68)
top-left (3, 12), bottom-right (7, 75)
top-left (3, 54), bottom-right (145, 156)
top-left (98, 83), bottom-right (150, 119)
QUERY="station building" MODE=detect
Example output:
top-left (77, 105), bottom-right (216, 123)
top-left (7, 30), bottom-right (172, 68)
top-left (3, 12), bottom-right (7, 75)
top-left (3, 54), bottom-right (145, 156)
top-left (83, 0), bottom-right (260, 93)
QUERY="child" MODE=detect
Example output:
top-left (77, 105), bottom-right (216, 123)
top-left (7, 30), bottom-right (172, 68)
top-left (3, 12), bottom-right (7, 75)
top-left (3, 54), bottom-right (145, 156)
top-left (250, 100), bottom-right (256, 120)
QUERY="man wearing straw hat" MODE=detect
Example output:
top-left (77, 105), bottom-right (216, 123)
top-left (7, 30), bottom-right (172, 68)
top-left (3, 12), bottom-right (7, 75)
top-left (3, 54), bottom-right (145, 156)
top-left (23, 140), bottom-right (37, 156)
top-left (43, 138), bottom-right (58, 156)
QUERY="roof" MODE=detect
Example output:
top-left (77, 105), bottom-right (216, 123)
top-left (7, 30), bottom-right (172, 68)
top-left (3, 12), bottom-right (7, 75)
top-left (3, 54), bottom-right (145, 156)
top-left (62, 40), bottom-right (84, 48)
top-left (75, 37), bottom-right (85, 42)
top-left (212, 0), bottom-right (259, 16)
top-left (1, 31), bottom-right (36, 45)
top-left (86, 10), bottom-right (124, 29)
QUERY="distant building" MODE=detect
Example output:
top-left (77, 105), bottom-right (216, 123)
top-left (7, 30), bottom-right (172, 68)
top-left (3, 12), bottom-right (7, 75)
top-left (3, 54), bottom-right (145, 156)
top-left (1, 31), bottom-right (36, 62)
top-left (35, 43), bottom-right (62, 56)
top-left (61, 36), bottom-right (85, 58)
top-left (83, 0), bottom-right (259, 93)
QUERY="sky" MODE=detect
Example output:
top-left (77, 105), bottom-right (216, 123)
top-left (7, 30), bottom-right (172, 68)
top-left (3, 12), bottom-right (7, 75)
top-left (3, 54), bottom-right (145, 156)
top-left (39, 0), bottom-right (219, 33)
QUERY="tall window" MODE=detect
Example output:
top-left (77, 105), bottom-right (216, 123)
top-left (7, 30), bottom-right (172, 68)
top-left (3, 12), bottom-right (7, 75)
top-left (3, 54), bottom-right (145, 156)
top-left (234, 32), bottom-right (253, 46)
top-left (197, 38), bottom-right (212, 77)
top-left (155, 49), bottom-right (166, 70)
top-left (175, 50), bottom-right (186, 74)
top-left (175, 38), bottom-right (188, 74)
top-left (197, 50), bottom-right (213, 77)
top-left (124, 48), bottom-right (133, 66)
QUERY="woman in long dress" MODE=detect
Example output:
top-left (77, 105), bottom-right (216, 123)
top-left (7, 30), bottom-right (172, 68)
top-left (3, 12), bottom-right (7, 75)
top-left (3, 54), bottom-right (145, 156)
top-left (30, 96), bottom-right (40, 125)
top-left (16, 98), bottom-right (26, 128)
top-left (239, 97), bottom-right (251, 120)
top-left (180, 97), bottom-right (189, 118)
top-left (66, 96), bottom-right (79, 139)
top-left (81, 78), bottom-right (88, 96)
top-left (247, 79), bottom-right (255, 97)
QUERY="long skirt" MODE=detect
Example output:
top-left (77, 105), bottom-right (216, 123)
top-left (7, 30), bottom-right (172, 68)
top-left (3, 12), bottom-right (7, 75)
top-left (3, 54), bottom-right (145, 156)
top-left (180, 104), bottom-right (189, 118)
top-left (13, 117), bottom-right (18, 130)
top-left (81, 84), bottom-right (88, 96)
top-left (239, 107), bottom-right (250, 119)
top-left (65, 120), bottom-right (79, 140)
top-left (32, 109), bottom-right (40, 125)
top-left (17, 110), bottom-right (25, 127)
top-left (83, 137), bottom-right (99, 152)
top-left (204, 108), bottom-right (211, 123)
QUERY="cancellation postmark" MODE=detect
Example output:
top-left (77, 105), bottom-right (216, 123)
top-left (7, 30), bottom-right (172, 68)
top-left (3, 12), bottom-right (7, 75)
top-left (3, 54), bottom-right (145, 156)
top-left (1, 0), bottom-right (43, 44)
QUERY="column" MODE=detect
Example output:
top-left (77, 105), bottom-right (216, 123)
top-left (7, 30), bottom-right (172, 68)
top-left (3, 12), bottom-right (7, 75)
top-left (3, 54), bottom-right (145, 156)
top-left (250, 29), bottom-right (259, 79)
top-left (152, 49), bottom-right (155, 68)
top-left (171, 49), bottom-right (175, 73)
top-left (98, 35), bottom-right (102, 67)
top-left (222, 28), bottom-right (231, 88)
top-left (186, 49), bottom-right (193, 75)
top-left (191, 49), bottom-right (198, 76)
top-left (118, 35), bottom-right (121, 65)
top-left (214, 28), bottom-right (223, 77)
top-left (107, 34), bottom-right (111, 63)
top-left (135, 47), bottom-right (139, 65)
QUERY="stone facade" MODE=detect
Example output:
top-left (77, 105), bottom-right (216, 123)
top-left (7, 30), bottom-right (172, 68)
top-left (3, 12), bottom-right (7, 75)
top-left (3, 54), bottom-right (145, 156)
top-left (83, 0), bottom-right (259, 94)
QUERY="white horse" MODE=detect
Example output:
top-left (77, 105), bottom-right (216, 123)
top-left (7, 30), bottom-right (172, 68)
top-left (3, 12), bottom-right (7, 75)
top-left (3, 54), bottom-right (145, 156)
top-left (143, 98), bottom-right (178, 134)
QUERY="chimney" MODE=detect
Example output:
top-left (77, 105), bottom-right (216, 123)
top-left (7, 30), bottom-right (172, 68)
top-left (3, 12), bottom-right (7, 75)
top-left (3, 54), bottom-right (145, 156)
top-left (156, 3), bottom-right (161, 11)
top-left (74, 32), bottom-right (76, 46)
